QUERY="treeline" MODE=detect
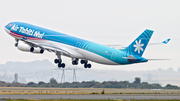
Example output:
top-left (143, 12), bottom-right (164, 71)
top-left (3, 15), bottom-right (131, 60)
top-left (0, 78), bottom-right (179, 89)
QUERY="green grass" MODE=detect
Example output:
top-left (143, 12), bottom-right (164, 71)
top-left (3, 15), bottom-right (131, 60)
top-left (7, 99), bottom-right (180, 101)
top-left (7, 100), bottom-right (121, 101)
top-left (132, 100), bottom-right (180, 101)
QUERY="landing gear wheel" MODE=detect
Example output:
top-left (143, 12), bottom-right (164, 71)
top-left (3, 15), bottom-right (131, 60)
top-left (87, 64), bottom-right (91, 68)
top-left (75, 61), bottom-right (78, 65)
top-left (58, 62), bottom-right (65, 68)
top-left (72, 58), bottom-right (79, 65)
top-left (54, 59), bottom-right (59, 64)
top-left (81, 60), bottom-right (88, 64)
top-left (72, 61), bottom-right (75, 65)
top-left (58, 63), bottom-right (62, 68)
top-left (54, 59), bottom-right (62, 64)
top-left (84, 63), bottom-right (91, 68)
top-left (15, 43), bottom-right (18, 47)
top-left (72, 61), bottom-right (78, 65)
top-left (81, 60), bottom-right (85, 64)
top-left (84, 64), bottom-right (88, 68)
top-left (61, 63), bottom-right (65, 68)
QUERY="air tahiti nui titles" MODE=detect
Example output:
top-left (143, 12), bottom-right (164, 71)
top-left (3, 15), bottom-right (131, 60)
top-left (11, 24), bottom-right (44, 39)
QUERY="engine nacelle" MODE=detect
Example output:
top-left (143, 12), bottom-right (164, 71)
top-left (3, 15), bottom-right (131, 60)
top-left (16, 41), bottom-right (44, 54)
top-left (32, 47), bottom-right (44, 54)
top-left (16, 41), bottom-right (34, 52)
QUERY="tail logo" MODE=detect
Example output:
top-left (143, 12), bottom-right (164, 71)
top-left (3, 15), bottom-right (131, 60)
top-left (133, 39), bottom-right (144, 54)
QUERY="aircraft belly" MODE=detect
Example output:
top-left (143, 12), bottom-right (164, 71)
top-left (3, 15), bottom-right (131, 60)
top-left (47, 41), bottom-right (119, 65)
top-left (56, 43), bottom-right (118, 65)
top-left (78, 48), bottom-right (119, 65)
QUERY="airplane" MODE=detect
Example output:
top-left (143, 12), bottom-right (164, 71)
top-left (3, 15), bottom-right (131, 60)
top-left (4, 22), bottom-right (169, 68)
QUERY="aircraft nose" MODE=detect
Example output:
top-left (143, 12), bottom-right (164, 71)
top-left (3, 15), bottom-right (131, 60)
top-left (4, 27), bottom-right (10, 34)
top-left (5, 23), bottom-right (13, 30)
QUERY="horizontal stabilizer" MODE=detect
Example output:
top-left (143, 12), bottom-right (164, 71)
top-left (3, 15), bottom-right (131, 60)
top-left (162, 38), bottom-right (170, 44)
top-left (149, 38), bottom-right (171, 45)
top-left (147, 58), bottom-right (169, 60)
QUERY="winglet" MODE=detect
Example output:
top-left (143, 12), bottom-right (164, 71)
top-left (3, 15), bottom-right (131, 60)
top-left (162, 38), bottom-right (170, 44)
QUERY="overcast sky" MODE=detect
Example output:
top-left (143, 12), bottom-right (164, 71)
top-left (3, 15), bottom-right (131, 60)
top-left (0, 0), bottom-right (180, 71)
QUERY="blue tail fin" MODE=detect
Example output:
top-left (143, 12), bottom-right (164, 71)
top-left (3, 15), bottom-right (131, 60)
top-left (123, 29), bottom-right (154, 57)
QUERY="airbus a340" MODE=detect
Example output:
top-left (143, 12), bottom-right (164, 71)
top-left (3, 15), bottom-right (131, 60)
top-left (4, 22), bottom-right (170, 68)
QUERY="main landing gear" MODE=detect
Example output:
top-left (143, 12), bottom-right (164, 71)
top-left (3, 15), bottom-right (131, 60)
top-left (54, 52), bottom-right (65, 68)
top-left (80, 60), bottom-right (91, 68)
top-left (72, 58), bottom-right (79, 65)
top-left (54, 59), bottom-right (65, 68)
top-left (54, 52), bottom-right (91, 68)
top-left (72, 58), bottom-right (91, 68)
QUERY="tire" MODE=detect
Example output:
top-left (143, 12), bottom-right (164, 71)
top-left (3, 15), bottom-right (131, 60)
top-left (54, 59), bottom-right (59, 64)
top-left (15, 43), bottom-right (18, 47)
top-left (61, 63), bottom-right (65, 68)
top-left (58, 63), bottom-right (62, 68)
top-left (87, 64), bottom-right (91, 68)
top-left (75, 61), bottom-right (78, 65)
top-left (72, 61), bottom-right (75, 65)
top-left (81, 60), bottom-right (84, 64)
top-left (84, 64), bottom-right (88, 68)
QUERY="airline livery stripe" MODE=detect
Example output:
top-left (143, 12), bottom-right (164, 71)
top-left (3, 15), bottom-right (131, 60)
top-left (27, 36), bottom-right (45, 40)
top-left (10, 31), bottom-right (45, 40)
top-left (10, 31), bottom-right (23, 38)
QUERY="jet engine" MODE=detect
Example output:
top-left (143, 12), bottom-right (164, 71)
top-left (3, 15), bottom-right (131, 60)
top-left (32, 47), bottom-right (44, 54)
top-left (15, 41), bottom-right (44, 54)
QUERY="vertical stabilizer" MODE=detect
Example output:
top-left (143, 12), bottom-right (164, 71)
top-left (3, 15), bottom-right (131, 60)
top-left (123, 29), bottom-right (154, 57)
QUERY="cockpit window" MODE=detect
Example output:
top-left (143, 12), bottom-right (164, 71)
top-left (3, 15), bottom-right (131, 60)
top-left (7, 23), bottom-right (12, 26)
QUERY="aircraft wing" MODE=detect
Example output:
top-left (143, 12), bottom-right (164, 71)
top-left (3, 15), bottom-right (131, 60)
top-left (20, 39), bottom-right (70, 55)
